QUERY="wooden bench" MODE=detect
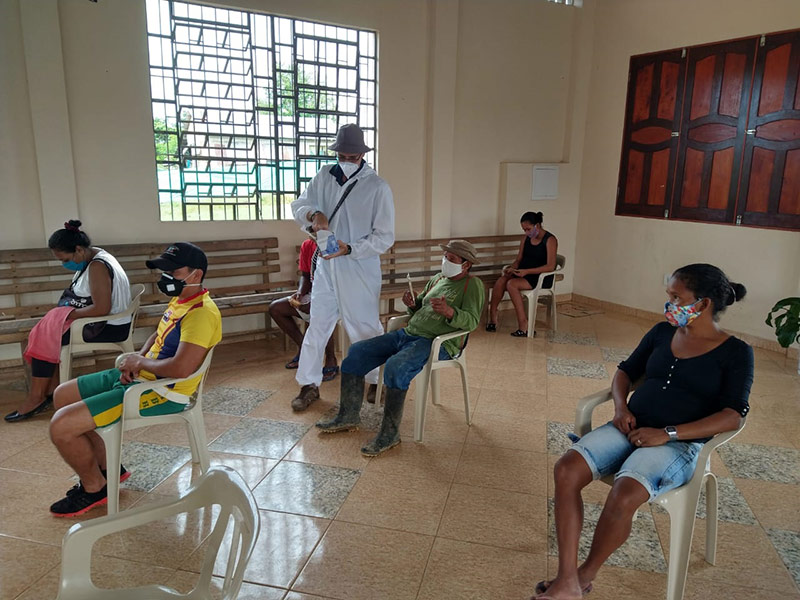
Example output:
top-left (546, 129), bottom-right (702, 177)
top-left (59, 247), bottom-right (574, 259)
top-left (0, 238), bottom-right (293, 377)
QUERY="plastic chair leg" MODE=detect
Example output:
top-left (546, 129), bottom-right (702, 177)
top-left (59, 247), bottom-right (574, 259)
top-left (59, 347), bottom-right (72, 383)
top-left (185, 409), bottom-right (211, 471)
top-left (665, 498), bottom-right (697, 600)
top-left (526, 291), bottom-right (540, 338)
top-left (704, 474), bottom-right (718, 565)
top-left (550, 292), bottom-right (558, 331)
top-left (430, 370), bottom-right (441, 406)
top-left (459, 360), bottom-right (471, 426)
top-left (413, 366), bottom-right (431, 443)
top-left (99, 423), bottom-right (123, 515)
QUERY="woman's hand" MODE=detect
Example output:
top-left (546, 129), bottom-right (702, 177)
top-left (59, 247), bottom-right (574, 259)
top-left (512, 268), bottom-right (527, 277)
top-left (502, 265), bottom-right (515, 276)
top-left (627, 427), bottom-right (669, 448)
top-left (612, 407), bottom-right (637, 434)
top-left (402, 290), bottom-right (416, 308)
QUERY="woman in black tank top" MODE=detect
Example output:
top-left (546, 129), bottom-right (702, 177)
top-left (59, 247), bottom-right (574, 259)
top-left (486, 211), bottom-right (558, 337)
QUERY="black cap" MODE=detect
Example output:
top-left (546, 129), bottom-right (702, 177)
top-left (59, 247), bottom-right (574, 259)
top-left (146, 242), bottom-right (208, 273)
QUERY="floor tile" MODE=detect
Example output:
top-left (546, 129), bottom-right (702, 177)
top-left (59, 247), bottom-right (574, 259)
top-left (209, 417), bottom-right (310, 459)
top-left (416, 537), bottom-right (543, 600)
top-left (454, 444), bottom-right (548, 495)
top-left (438, 483), bottom-right (547, 553)
top-left (293, 521), bottom-right (433, 600)
top-left (152, 451), bottom-right (278, 495)
top-left (362, 438), bottom-right (463, 482)
top-left (734, 477), bottom-right (800, 531)
top-left (120, 441), bottom-right (192, 492)
top-left (0, 535), bottom-right (61, 600)
top-left (547, 357), bottom-right (609, 379)
top-left (548, 499), bottom-right (667, 572)
top-left (547, 421), bottom-right (577, 455)
top-left (335, 469), bottom-right (450, 535)
top-left (252, 460), bottom-right (360, 518)
top-left (473, 387), bottom-right (547, 418)
top-left (127, 411), bottom-right (242, 448)
top-left (717, 443), bottom-right (800, 484)
top-left (181, 509), bottom-right (329, 588)
top-left (600, 346), bottom-right (634, 363)
top-left (170, 570), bottom-right (286, 599)
top-left (14, 556), bottom-right (178, 599)
top-left (766, 528), bottom-right (800, 589)
top-left (465, 411), bottom-right (547, 452)
top-left (285, 427), bottom-right (373, 471)
top-left (203, 386), bottom-right (273, 416)
top-left (0, 437), bottom-right (77, 478)
top-left (548, 331), bottom-right (598, 346)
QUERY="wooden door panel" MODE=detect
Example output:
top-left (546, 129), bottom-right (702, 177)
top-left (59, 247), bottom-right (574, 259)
top-left (672, 39), bottom-right (756, 223)
top-left (738, 31), bottom-right (800, 229)
top-left (616, 50), bottom-right (686, 217)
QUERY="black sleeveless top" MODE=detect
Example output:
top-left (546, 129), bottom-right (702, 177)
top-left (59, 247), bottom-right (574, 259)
top-left (519, 231), bottom-right (555, 288)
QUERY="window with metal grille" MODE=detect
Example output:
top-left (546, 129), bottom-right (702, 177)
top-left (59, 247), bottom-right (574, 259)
top-left (145, 0), bottom-right (378, 221)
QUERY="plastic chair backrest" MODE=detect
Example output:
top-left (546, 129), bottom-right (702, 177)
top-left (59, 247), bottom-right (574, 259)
top-left (555, 254), bottom-right (566, 269)
top-left (57, 466), bottom-right (259, 600)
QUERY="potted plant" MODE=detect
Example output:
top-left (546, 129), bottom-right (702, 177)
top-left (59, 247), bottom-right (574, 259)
top-left (765, 297), bottom-right (800, 374)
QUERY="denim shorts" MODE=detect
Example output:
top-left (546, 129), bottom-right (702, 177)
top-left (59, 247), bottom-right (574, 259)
top-left (570, 423), bottom-right (703, 500)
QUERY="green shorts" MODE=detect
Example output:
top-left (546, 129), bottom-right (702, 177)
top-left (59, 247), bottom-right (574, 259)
top-left (77, 368), bottom-right (184, 428)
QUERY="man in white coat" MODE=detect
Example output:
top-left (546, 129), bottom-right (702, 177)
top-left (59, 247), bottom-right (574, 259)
top-left (289, 124), bottom-right (395, 411)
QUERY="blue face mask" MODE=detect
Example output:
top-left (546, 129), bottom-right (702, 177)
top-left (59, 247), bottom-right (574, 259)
top-left (63, 260), bottom-right (88, 272)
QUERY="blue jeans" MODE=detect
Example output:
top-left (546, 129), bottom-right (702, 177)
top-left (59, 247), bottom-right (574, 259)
top-left (341, 329), bottom-right (450, 390)
top-left (570, 423), bottom-right (703, 500)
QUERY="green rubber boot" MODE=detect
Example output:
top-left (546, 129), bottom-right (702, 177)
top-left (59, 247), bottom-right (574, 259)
top-left (316, 372), bottom-right (364, 432)
top-left (361, 387), bottom-right (407, 456)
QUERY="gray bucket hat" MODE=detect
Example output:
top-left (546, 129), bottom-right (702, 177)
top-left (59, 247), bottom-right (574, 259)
top-left (328, 123), bottom-right (372, 154)
top-left (440, 239), bottom-right (480, 264)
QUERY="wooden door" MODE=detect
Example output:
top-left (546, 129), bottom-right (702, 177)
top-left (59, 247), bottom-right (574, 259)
top-left (737, 31), bottom-right (800, 229)
top-left (672, 39), bottom-right (756, 223)
top-left (616, 50), bottom-right (686, 218)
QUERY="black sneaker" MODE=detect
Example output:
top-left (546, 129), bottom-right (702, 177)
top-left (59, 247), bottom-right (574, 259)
top-left (50, 484), bottom-right (108, 517)
top-left (65, 465), bottom-right (130, 498)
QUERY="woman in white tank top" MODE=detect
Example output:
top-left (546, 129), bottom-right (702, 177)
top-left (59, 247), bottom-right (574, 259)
top-left (5, 220), bottom-right (132, 422)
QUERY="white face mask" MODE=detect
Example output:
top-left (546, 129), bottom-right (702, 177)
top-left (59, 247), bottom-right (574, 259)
top-left (339, 161), bottom-right (359, 178)
top-left (441, 257), bottom-right (464, 278)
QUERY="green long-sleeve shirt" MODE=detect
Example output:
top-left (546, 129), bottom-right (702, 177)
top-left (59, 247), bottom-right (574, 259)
top-left (405, 274), bottom-right (486, 357)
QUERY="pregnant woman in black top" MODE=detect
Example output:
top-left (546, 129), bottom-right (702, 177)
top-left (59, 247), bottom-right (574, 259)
top-left (486, 211), bottom-right (558, 336)
top-left (532, 264), bottom-right (753, 600)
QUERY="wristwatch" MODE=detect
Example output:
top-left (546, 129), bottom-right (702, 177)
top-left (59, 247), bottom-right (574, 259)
top-left (664, 426), bottom-right (678, 441)
top-left (345, 244), bottom-right (352, 255)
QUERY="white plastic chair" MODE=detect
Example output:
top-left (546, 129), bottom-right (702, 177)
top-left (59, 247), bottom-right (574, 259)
top-left (574, 386), bottom-right (746, 600)
top-left (520, 254), bottom-right (565, 338)
top-left (99, 348), bottom-right (216, 514)
top-left (377, 314), bottom-right (471, 443)
top-left (56, 466), bottom-right (260, 600)
top-left (59, 283), bottom-right (146, 381)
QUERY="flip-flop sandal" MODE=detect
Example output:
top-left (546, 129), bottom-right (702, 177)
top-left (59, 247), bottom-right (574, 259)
top-left (510, 329), bottom-right (528, 337)
top-left (485, 323), bottom-right (497, 332)
top-left (285, 355), bottom-right (300, 369)
top-left (533, 580), bottom-right (594, 596)
top-left (321, 365), bottom-right (340, 382)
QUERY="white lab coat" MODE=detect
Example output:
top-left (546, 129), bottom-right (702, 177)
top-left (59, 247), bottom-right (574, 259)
top-left (291, 162), bottom-right (395, 386)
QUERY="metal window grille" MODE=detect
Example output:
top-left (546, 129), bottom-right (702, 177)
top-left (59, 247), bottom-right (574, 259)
top-left (145, 0), bottom-right (378, 221)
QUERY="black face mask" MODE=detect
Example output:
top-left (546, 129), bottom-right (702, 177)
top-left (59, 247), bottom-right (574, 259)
top-left (157, 272), bottom-right (199, 297)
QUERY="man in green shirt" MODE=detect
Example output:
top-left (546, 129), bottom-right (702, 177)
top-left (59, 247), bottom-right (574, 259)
top-left (317, 239), bottom-right (485, 456)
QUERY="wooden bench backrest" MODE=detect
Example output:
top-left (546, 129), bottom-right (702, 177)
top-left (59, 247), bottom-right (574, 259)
top-left (0, 238), bottom-right (289, 320)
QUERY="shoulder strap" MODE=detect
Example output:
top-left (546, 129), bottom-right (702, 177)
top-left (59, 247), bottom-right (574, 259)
top-left (310, 178), bottom-right (360, 274)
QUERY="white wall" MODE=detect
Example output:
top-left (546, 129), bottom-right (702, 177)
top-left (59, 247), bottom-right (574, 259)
top-left (573, 0), bottom-right (800, 341)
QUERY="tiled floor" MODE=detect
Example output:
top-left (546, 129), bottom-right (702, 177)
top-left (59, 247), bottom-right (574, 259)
top-left (1, 309), bottom-right (799, 600)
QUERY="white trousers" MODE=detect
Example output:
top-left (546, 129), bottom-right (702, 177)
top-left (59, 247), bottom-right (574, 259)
top-left (296, 258), bottom-right (384, 387)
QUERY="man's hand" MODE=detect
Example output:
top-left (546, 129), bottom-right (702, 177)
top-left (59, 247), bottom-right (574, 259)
top-left (402, 290), bottom-right (416, 308)
top-left (117, 353), bottom-right (143, 384)
top-left (310, 212), bottom-right (329, 233)
top-left (322, 240), bottom-right (349, 260)
top-left (612, 407), bottom-right (637, 434)
top-left (627, 427), bottom-right (669, 448)
top-left (429, 296), bottom-right (454, 319)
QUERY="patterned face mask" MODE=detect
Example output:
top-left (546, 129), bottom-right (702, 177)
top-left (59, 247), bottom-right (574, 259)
top-left (664, 298), bottom-right (704, 327)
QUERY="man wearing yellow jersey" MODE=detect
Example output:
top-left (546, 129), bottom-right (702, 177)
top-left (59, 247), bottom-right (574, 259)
top-left (48, 242), bottom-right (221, 517)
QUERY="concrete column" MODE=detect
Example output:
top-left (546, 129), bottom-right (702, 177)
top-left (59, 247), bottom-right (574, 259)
top-left (19, 0), bottom-right (80, 238)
